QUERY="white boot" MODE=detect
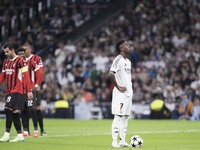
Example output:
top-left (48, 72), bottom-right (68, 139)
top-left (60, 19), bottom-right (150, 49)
top-left (10, 134), bottom-right (24, 142)
top-left (119, 140), bottom-right (129, 147)
top-left (112, 140), bottom-right (120, 148)
top-left (0, 132), bottom-right (9, 142)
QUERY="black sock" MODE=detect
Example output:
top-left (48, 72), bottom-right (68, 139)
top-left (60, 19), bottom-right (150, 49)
top-left (5, 109), bottom-right (13, 133)
top-left (29, 109), bottom-right (38, 130)
top-left (13, 113), bottom-right (22, 134)
top-left (21, 110), bottom-right (29, 133)
top-left (36, 110), bottom-right (44, 132)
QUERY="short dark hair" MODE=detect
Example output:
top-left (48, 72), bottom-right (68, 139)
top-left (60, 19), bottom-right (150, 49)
top-left (22, 43), bottom-right (32, 49)
top-left (1, 42), bottom-right (16, 50)
top-left (16, 47), bottom-right (26, 54)
top-left (116, 40), bottom-right (125, 53)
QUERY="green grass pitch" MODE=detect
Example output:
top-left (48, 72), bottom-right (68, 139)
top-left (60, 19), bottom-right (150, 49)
top-left (0, 119), bottom-right (199, 150)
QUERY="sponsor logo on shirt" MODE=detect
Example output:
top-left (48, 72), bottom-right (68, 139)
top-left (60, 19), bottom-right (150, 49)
top-left (124, 67), bottom-right (131, 74)
top-left (5, 69), bottom-right (14, 75)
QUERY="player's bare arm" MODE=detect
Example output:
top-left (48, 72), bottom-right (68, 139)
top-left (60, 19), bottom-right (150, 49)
top-left (27, 92), bottom-right (33, 100)
top-left (108, 70), bottom-right (126, 93)
top-left (0, 73), bottom-right (6, 85)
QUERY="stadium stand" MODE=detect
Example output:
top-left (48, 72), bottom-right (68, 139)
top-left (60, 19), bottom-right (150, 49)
top-left (1, 0), bottom-right (200, 120)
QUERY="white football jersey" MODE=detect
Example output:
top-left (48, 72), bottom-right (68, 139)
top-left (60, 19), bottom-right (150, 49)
top-left (110, 55), bottom-right (133, 97)
top-left (110, 55), bottom-right (133, 115)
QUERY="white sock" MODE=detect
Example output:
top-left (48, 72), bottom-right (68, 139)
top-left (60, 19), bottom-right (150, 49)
top-left (119, 116), bottom-right (129, 142)
top-left (111, 115), bottom-right (121, 142)
top-left (5, 132), bottom-right (10, 137)
top-left (23, 131), bottom-right (29, 134)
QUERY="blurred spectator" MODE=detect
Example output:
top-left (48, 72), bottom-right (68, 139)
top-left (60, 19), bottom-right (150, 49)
top-left (150, 98), bottom-right (171, 119)
top-left (178, 93), bottom-right (193, 120)
top-left (89, 64), bottom-right (101, 83)
top-left (164, 96), bottom-right (176, 119)
top-left (133, 83), bottom-right (143, 102)
top-left (56, 63), bottom-right (75, 89)
top-left (83, 89), bottom-right (94, 102)
top-left (54, 42), bottom-right (66, 68)
top-left (74, 91), bottom-right (92, 120)
top-left (63, 86), bottom-right (75, 102)
top-left (190, 95), bottom-right (200, 120)
top-left (54, 98), bottom-right (70, 118)
top-left (92, 51), bottom-right (109, 73)
top-left (64, 39), bottom-right (76, 53)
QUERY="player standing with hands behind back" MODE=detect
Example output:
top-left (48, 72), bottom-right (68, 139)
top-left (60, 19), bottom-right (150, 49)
top-left (0, 43), bottom-right (33, 142)
top-left (22, 43), bottom-right (46, 136)
top-left (17, 47), bottom-right (39, 137)
top-left (109, 40), bottom-right (133, 148)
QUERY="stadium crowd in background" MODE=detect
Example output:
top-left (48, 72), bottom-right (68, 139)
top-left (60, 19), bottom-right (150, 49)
top-left (0, 0), bottom-right (112, 51)
top-left (0, 0), bottom-right (200, 120)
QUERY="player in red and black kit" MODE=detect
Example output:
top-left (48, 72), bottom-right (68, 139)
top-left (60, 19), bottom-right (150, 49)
top-left (0, 43), bottom-right (33, 142)
top-left (17, 47), bottom-right (39, 137)
top-left (22, 43), bottom-right (46, 136)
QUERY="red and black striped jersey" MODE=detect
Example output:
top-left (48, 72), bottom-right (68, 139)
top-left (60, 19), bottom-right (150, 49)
top-left (25, 54), bottom-right (43, 87)
top-left (0, 55), bottom-right (32, 95)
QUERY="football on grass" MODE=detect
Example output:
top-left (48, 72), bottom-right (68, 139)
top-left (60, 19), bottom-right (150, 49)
top-left (130, 135), bottom-right (143, 148)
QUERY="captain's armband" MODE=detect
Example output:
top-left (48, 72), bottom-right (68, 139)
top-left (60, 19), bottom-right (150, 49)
top-left (21, 66), bottom-right (28, 73)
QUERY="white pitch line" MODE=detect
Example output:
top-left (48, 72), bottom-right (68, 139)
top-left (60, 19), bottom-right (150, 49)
top-left (36, 129), bottom-right (200, 138)
top-left (134, 129), bottom-right (200, 134)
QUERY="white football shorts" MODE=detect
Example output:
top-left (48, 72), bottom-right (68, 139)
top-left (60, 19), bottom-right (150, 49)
top-left (111, 89), bottom-right (132, 116)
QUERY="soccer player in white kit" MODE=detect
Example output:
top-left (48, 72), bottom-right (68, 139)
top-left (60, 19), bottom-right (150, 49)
top-left (109, 40), bottom-right (133, 148)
